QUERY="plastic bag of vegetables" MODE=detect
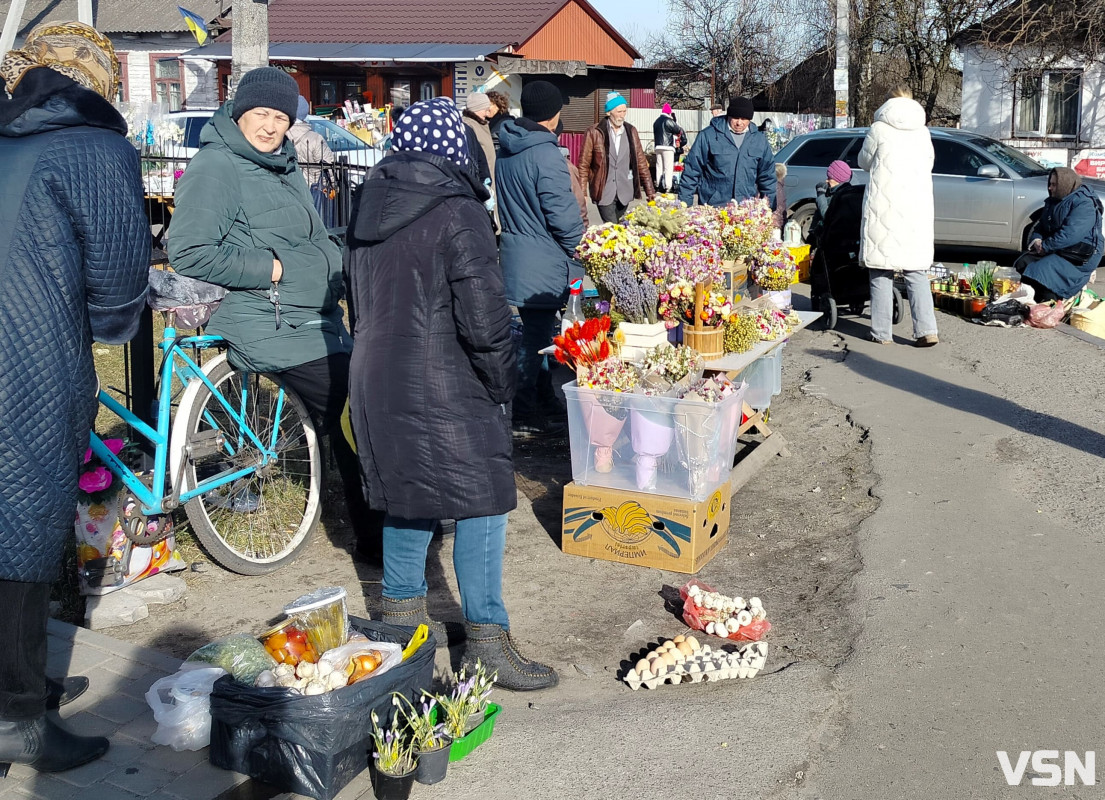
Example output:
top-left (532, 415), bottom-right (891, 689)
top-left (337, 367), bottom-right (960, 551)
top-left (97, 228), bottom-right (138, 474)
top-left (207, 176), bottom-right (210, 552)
top-left (186, 634), bottom-right (276, 684)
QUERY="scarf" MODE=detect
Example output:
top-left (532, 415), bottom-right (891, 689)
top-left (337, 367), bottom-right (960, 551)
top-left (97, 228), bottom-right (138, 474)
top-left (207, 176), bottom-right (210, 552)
top-left (392, 96), bottom-right (470, 168)
top-left (1050, 167), bottom-right (1082, 200)
top-left (1, 20), bottom-right (119, 100)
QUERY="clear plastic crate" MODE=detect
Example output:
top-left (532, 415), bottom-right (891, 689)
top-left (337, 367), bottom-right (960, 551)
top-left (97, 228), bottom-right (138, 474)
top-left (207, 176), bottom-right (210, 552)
top-left (564, 380), bottom-right (746, 500)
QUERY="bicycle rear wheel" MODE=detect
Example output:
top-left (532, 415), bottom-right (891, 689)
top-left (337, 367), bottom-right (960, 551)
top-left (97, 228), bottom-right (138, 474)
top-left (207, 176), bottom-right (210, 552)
top-left (181, 359), bottom-right (322, 574)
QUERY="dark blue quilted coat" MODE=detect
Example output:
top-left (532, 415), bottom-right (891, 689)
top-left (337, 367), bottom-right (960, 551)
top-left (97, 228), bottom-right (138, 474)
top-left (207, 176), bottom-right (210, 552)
top-left (0, 69), bottom-right (150, 582)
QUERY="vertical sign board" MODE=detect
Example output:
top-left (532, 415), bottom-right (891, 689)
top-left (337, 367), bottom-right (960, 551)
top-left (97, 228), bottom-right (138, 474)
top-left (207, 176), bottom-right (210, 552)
top-left (453, 60), bottom-right (523, 114)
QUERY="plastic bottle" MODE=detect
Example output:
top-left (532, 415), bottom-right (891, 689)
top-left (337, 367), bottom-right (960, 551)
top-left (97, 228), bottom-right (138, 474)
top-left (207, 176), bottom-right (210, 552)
top-left (562, 279), bottom-right (584, 334)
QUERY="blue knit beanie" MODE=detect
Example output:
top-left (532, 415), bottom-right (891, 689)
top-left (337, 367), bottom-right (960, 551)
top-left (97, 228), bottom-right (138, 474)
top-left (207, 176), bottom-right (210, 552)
top-left (605, 91), bottom-right (627, 113)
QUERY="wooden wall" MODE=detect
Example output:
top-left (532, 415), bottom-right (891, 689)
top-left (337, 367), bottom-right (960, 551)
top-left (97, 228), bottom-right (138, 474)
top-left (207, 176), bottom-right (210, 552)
top-left (520, 0), bottom-right (635, 67)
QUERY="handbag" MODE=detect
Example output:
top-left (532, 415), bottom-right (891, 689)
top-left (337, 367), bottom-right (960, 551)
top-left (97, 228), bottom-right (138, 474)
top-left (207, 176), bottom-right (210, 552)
top-left (1055, 240), bottom-right (1096, 266)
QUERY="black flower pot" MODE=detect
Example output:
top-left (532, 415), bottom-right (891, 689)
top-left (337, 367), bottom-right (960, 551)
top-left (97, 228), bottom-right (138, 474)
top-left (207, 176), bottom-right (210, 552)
top-left (372, 767), bottom-right (416, 800)
top-left (415, 744), bottom-right (451, 785)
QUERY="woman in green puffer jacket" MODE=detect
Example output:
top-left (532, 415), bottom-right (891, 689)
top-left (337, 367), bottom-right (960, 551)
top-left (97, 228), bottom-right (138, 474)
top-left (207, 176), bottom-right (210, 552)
top-left (168, 67), bottom-right (382, 563)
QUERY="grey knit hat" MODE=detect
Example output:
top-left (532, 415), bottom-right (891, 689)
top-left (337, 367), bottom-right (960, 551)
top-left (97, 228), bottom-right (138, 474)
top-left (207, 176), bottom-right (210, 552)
top-left (232, 67), bottom-right (299, 122)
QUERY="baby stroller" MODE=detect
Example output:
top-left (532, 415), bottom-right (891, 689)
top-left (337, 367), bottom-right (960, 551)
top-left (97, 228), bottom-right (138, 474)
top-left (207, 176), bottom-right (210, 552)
top-left (809, 183), bottom-right (903, 330)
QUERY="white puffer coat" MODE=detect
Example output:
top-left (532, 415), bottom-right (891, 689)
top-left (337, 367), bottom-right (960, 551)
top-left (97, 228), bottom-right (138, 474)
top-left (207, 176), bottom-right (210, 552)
top-left (858, 97), bottom-right (934, 271)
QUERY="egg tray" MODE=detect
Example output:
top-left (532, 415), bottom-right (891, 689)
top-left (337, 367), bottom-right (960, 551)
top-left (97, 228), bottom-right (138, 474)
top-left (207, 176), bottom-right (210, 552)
top-left (622, 641), bottom-right (769, 690)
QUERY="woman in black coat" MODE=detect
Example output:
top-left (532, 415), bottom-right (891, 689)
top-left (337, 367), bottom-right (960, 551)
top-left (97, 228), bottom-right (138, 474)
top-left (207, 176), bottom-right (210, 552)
top-left (344, 98), bottom-right (557, 691)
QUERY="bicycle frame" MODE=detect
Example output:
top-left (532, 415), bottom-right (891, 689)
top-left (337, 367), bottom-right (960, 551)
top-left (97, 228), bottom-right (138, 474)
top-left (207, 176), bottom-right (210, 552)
top-left (89, 324), bottom-right (286, 517)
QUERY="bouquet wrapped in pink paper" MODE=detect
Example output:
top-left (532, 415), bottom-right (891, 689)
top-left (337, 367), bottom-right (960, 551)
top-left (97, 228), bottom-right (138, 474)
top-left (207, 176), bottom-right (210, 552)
top-left (630, 406), bottom-right (675, 491)
top-left (576, 360), bottom-right (639, 473)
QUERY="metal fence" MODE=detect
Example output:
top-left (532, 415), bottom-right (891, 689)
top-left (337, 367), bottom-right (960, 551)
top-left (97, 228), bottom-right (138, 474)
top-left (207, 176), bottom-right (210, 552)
top-left (140, 154), bottom-right (364, 247)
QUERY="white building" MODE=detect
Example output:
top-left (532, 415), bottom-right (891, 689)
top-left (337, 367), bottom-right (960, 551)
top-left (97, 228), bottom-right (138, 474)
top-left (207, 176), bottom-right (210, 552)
top-left (959, 41), bottom-right (1105, 177)
top-left (1, 0), bottom-right (220, 111)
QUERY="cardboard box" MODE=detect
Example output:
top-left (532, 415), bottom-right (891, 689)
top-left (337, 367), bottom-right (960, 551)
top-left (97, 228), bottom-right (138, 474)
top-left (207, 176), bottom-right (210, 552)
top-left (562, 481), bottom-right (731, 573)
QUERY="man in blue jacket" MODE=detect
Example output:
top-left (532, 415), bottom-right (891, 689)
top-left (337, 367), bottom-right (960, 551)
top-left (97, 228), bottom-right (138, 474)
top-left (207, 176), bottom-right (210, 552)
top-left (496, 80), bottom-right (585, 437)
top-left (678, 97), bottom-right (777, 209)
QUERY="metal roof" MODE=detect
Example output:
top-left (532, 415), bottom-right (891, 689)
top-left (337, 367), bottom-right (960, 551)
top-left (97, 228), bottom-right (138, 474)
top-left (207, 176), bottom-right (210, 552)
top-left (180, 41), bottom-right (507, 62)
top-left (0, 0), bottom-right (224, 34)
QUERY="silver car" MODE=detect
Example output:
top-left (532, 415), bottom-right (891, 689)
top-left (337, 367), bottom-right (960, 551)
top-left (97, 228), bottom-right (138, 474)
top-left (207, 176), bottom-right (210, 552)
top-left (775, 128), bottom-right (1105, 251)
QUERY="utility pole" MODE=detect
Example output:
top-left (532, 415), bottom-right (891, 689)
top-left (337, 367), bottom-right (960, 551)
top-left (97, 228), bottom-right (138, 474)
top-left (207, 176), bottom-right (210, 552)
top-left (231, 0), bottom-right (268, 95)
top-left (0, 0), bottom-right (28, 59)
top-left (834, 0), bottom-right (850, 127)
top-left (77, 0), bottom-right (92, 24)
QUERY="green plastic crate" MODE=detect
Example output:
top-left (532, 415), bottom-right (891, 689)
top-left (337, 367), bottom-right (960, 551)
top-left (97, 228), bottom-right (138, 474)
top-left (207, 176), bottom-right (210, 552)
top-left (448, 703), bottom-right (501, 762)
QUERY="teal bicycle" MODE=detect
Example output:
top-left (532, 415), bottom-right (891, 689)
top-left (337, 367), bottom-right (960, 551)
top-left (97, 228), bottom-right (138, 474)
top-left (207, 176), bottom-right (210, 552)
top-left (89, 273), bottom-right (323, 575)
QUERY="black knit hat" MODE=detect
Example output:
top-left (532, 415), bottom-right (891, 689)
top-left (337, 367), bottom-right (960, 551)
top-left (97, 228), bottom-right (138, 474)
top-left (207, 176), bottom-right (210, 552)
top-left (521, 80), bottom-right (563, 122)
top-left (727, 96), bottom-right (755, 121)
top-left (231, 67), bottom-right (299, 122)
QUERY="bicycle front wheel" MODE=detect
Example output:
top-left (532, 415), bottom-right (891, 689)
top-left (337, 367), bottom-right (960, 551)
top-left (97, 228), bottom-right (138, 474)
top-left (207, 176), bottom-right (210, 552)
top-left (181, 359), bottom-right (322, 574)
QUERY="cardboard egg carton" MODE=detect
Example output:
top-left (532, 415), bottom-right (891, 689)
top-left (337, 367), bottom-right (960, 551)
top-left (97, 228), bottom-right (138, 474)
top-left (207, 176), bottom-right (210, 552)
top-left (623, 641), bottom-right (769, 690)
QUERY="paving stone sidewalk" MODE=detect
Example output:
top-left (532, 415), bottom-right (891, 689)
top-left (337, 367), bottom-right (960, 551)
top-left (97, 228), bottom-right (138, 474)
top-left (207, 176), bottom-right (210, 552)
top-left (1, 620), bottom-right (376, 800)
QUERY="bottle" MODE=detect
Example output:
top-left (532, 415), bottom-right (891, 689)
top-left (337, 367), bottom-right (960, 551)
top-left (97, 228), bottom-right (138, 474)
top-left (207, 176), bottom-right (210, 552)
top-left (562, 279), bottom-right (584, 334)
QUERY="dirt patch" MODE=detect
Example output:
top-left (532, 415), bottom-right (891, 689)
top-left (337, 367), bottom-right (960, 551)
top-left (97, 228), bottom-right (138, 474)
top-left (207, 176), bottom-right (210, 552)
top-left (101, 343), bottom-right (875, 694)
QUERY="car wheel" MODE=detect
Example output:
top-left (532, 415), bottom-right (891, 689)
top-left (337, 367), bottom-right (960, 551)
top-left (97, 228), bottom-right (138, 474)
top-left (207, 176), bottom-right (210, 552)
top-left (792, 203), bottom-right (816, 244)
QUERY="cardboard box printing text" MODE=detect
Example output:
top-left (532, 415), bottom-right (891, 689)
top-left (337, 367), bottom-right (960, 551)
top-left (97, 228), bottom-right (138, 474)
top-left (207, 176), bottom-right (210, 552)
top-left (561, 481), bottom-right (731, 573)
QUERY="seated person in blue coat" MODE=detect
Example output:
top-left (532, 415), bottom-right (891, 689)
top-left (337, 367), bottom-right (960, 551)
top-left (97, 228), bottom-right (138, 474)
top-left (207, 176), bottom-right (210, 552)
top-left (1015, 167), bottom-right (1103, 302)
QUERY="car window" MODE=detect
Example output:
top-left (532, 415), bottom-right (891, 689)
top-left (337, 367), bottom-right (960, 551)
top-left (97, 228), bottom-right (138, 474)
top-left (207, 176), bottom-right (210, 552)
top-left (183, 117), bottom-right (206, 150)
top-left (933, 139), bottom-right (987, 176)
top-left (841, 138), bottom-right (863, 168)
top-left (786, 137), bottom-right (855, 168)
top-left (963, 135), bottom-right (1049, 177)
top-left (309, 120), bottom-right (370, 152)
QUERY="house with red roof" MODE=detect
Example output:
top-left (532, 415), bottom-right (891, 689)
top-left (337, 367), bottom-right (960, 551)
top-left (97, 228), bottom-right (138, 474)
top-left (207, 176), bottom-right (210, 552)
top-left (183, 0), bottom-right (656, 132)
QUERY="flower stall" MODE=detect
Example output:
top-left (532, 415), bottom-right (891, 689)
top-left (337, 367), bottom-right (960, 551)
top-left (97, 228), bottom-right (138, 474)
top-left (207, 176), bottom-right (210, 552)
top-left (560, 195), bottom-right (822, 573)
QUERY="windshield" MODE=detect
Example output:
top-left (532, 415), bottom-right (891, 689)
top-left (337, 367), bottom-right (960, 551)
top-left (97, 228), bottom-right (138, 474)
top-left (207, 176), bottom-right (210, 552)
top-left (963, 135), bottom-right (1049, 177)
top-left (309, 119), bottom-right (372, 152)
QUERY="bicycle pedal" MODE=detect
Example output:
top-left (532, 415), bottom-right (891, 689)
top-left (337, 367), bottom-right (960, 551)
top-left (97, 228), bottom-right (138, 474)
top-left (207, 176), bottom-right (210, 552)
top-left (186, 429), bottom-right (227, 459)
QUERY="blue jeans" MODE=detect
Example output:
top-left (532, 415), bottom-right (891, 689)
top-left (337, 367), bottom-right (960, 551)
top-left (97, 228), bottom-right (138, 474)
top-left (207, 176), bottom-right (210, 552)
top-left (869, 269), bottom-right (938, 341)
top-left (382, 514), bottom-right (509, 628)
top-left (515, 306), bottom-right (559, 419)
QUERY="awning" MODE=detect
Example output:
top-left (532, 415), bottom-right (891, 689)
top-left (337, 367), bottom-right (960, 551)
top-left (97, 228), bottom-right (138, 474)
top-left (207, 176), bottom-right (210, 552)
top-left (180, 42), bottom-right (507, 63)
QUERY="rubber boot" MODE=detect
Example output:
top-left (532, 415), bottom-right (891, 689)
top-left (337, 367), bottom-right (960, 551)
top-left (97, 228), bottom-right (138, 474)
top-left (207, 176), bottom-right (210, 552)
top-left (380, 596), bottom-right (465, 648)
top-left (45, 677), bottom-right (88, 710)
top-left (0, 716), bottom-right (109, 776)
top-left (461, 622), bottom-right (558, 691)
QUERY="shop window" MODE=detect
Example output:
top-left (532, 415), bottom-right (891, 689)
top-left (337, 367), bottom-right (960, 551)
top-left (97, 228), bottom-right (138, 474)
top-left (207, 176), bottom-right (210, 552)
top-left (317, 79), bottom-right (366, 107)
top-left (151, 55), bottom-right (183, 111)
top-left (1014, 70), bottom-right (1081, 138)
top-left (391, 79), bottom-right (412, 108)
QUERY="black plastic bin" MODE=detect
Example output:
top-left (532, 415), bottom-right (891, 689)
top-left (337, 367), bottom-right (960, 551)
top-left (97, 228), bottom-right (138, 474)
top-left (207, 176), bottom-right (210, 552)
top-left (208, 617), bottom-right (436, 800)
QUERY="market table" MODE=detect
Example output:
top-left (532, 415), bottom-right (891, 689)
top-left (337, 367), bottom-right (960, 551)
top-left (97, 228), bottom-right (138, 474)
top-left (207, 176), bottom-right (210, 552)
top-left (706, 309), bottom-right (822, 496)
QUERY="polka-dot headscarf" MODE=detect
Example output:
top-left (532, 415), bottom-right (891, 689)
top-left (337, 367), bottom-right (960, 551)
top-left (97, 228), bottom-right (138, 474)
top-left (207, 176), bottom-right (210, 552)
top-left (392, 97), bottom-right (470, 168)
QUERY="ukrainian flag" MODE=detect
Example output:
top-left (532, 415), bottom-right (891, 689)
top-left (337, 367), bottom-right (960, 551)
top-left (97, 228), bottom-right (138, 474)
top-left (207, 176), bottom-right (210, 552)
top-left (178, 6), bottom-right (208, 46)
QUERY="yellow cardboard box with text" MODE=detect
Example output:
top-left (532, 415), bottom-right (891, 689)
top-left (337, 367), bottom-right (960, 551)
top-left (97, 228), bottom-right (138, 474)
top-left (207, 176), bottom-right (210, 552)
top-left (561, 482), bottom-right (731, 573)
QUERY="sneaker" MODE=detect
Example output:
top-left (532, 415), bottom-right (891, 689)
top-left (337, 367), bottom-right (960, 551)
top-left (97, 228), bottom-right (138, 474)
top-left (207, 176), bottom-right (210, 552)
top-left (869, 335), bottom-right (894, 345)
top-left (915, 334), bottom-right (939, 347)
top-left (512, 416), bottom-right (566, 439)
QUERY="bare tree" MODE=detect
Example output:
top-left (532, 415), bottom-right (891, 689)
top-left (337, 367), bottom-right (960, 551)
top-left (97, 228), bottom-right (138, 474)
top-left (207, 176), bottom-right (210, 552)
top-left (649, 0), bottom-right (794, 107)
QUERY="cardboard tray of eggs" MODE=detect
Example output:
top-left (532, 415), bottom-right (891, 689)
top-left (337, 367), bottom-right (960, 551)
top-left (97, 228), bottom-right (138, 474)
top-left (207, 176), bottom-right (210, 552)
top-left (623, 634), bottom-right (769, 690)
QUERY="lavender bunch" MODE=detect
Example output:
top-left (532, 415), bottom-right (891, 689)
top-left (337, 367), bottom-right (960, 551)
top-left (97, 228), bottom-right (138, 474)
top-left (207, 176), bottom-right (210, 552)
top-left (601, 261), bottom-right (658, 324)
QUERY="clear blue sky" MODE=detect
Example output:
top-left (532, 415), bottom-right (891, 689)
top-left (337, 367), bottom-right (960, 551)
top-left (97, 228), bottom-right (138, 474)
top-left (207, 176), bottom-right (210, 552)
top-left (588, 0), bottom-right (669, 52)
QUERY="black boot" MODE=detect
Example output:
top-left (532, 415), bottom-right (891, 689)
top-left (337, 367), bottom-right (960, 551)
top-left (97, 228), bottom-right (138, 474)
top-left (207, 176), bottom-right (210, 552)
top-left (461, 622), bottom-right (558, 691)
top-left (45, 677), bottom-right (88, 710)
top-left (380, 596), bottom-right (465, 648)
top-left (0, 716), bottom-right (109, 775)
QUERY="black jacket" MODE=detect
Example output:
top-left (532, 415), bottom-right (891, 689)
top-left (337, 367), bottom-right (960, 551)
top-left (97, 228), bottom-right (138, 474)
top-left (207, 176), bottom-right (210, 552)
top-left (344, 151), bottom-right (516, 520)
top-left (653, 113), bottom-right (682, 149)
top-left (0, 70), bottom-right (149, 581)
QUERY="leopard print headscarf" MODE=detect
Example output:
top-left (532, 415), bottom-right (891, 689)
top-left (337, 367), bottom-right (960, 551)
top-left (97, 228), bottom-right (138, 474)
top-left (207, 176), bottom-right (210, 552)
top-left (1, 20), bottom-right (119, 100)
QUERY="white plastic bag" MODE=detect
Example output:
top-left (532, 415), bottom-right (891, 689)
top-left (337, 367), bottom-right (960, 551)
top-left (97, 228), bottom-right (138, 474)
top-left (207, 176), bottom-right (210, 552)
top-left (145, 666), bottom-right (227, 751)
top-left (318, 638), bottom-right (403, 684)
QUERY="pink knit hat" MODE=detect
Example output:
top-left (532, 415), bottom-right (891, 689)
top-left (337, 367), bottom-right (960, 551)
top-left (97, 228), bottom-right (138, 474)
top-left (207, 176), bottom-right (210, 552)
top-left (827, 160), bottom-right (852, 183)
top-left (662, 102), bottom-right (672, 114)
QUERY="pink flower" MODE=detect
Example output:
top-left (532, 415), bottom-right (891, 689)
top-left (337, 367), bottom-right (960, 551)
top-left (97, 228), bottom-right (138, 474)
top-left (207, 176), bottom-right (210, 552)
top-left (78, 467), bottom-right (113, 494)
